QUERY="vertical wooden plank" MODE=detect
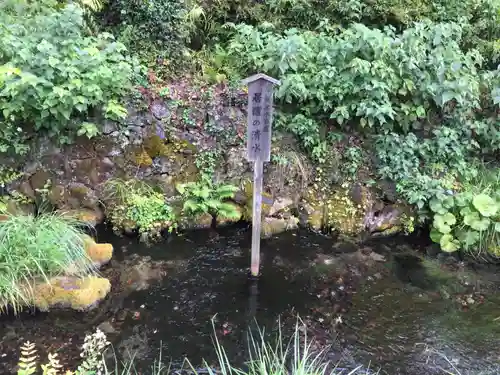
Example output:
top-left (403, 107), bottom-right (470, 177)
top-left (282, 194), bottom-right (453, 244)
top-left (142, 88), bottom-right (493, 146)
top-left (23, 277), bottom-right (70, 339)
top-left (250, 160), bottom-right (263, 277)
top-left (242, 73), bottom-right (280, 279)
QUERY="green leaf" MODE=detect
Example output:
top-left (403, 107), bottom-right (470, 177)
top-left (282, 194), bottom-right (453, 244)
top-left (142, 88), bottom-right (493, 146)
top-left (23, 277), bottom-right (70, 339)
top-left (442, 196), bottom-right (454, 209)
top-left (442, 212), bottom-right (456, 225)
top-left (183, 199), bottom-right (200, 213)
top-left (456, 229), bottom-right (480, 247)
top-left (429, 198), bottom-right (446, 214)
top-left (217, 203), bottom-right (241, 219)
top-left (430, 228), bottom-right (443, 243)
top-left (472, 194), bottom-right (498, 217)
top-left (460, 206), bottom-right (473, 217)
top-left (440, 234), bottom-right (459, 253)
top-left (495, 222), bottom-right (500, 233)
top-left (464, 212), bottom-right (491, 231)
top-left (433, 212), bottom-right (456, 234)
top-left (205, 199), bottom-right (221, 209)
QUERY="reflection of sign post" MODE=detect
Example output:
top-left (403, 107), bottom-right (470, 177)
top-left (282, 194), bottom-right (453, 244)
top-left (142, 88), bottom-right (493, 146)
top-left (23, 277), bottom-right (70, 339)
top-left (242, 73), bottom-right (280, 277)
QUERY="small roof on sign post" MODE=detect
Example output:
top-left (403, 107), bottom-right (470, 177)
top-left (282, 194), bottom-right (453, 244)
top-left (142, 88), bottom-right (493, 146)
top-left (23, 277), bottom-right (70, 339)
top-left (242, 73), bottom-right (281, 86)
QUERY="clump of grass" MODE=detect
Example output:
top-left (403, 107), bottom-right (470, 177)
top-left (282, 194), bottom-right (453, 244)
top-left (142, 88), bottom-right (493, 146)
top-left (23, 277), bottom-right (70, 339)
top-left (0, 213), bottom-right (97, 314)
top-left (101, 178), bottom-right (155, 206)
top-left (187, 317), bottom-right (371, 375)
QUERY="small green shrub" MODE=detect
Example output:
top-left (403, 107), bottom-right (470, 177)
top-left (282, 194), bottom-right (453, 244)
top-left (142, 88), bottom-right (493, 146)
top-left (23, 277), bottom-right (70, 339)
top-left (226, 22), bottom-right (491, 133)
top-left (0, 0), bottom-right (138, 154)
top-left (429, 168), bottom-right (500, 256)
top-left (374, 129), bottom-right (474, 210)
top-left (125, 193), bottom-right (177, 234)
top-left (102, 179), bottom-right (177, 236)
top-left (176, 181), bottom-right (240, 219)
top-left (101, 0), bottom-right (188, 62)
top-left (0, 213), bottom-right (96, 313)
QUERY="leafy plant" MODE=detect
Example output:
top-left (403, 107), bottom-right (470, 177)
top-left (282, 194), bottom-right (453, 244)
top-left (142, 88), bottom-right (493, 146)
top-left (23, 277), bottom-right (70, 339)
top-left (101, 0), bottom-right (188, 63)
top-left (17, 328), bottom-right (110, 375)
top-left (102, 179), bottom-right (177, 236)
top-left (226, 22), bottom-right (491, 133)
top-left (0, 213), bottom-right (96, 314)
top-left (0, 0), bottom-right (137, 154)
top-left (176, 181), bottom-right (240, 219)
top-left (429, 189), bottom-right (499, 256)
top-left (125, 193), bottom-right (177, 234)
top-left (195, 149), bottom-right (220, 183)
top-left (342, 146), bottom-right (363, 179)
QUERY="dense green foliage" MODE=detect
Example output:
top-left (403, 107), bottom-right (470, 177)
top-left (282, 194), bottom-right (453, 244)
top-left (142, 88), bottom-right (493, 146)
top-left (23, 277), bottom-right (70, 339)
top-left (0, 0), bottom-right (499, 257)
top-left (0, 213), bottom-right (96, 313)
top-left (189, 0), bottom-right (500, 65)
top-left (102, 179), bottom-right (177, 236)
top-left (218, 17), bottom-right (499, 255)
top-left (0, 0), bottom-right (138, 154)
top-left (100, 0), bottom-right (188, 62)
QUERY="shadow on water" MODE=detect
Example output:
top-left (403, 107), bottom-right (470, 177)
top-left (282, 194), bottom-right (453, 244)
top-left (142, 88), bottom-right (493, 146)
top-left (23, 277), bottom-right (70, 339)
top-left (0, 226), bottom-right (499, 375)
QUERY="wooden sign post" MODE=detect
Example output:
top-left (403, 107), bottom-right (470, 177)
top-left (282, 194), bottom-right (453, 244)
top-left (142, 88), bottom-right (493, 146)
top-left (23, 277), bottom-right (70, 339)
top-left (242, 73), bottom-right (280, 277)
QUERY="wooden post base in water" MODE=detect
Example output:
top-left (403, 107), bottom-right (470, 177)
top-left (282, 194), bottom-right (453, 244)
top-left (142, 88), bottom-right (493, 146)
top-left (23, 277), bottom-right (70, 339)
top-left (250, 161), bottom-right (263, 277)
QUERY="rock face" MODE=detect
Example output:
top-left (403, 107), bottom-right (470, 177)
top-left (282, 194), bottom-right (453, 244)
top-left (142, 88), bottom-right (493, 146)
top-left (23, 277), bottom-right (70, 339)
top-left (1, 83), bottom-right (412, 238)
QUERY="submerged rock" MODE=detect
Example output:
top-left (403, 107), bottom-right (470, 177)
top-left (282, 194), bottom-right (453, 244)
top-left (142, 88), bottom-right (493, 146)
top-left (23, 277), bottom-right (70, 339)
top-left (261, 216), bottom-right (299, 238)
top-left (364, 203), bottom-right (415, 236)
top-left (33, 276), bottom-right (111, 312)
top-left (178, 213), bottom-right (213, 230)
top-left (118, 255), bottom-right (168, 292)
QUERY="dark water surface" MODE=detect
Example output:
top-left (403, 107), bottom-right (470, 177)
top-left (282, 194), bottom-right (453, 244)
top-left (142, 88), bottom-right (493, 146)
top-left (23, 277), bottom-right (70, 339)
top-left (0, 226), bottom-right (499, 374)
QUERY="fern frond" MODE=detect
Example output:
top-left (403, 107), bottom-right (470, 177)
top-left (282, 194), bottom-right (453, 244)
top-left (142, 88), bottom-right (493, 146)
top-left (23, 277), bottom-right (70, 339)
top-left (18, 341), bottom-right (37, 375)
top-left (41, 353), bottom-right (63, 375)
top-left (217, 203), bottom-right (241, 219)
top-left (79, 0), bottom-right (104, 12)
top-left (215, 184), bottom-right (238, 199)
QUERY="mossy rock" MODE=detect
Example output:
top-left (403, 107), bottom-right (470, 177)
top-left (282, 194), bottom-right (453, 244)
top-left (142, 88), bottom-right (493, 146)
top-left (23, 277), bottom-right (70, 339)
top-left (178, 213), bottom-right (213, 230)
top-left (33, 276), bottom-right (111, 312)
top-left (29, 169), bottom-right (52, 191)
top-left (261, 216), bottom-right (299, 238)
top-left (48, 184), bottom-right (66, 206)
top-left (132, 147), bottom-right (154, 167)
top-left (82, 235), bottom-right (113, 267)
top-left (143, 134), bottom-right (197, 158)
top-left (302, 185), bottom-right (370, 236)
top-left (241, 180), bottom-right (273, 221)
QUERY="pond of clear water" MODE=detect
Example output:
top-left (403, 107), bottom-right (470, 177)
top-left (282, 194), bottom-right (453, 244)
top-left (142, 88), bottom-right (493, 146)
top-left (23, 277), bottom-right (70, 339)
top-left (0, 226), bottom-right (499, 374)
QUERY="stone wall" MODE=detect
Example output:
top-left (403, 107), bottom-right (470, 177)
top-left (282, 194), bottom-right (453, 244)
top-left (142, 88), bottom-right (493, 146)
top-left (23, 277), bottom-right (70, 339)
top-left (2, 82), bottom-right (412, 239)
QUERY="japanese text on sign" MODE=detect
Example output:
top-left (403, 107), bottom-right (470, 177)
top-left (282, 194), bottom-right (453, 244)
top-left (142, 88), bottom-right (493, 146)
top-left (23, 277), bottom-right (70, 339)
top-left (246, 80), bottom-right (274, 161)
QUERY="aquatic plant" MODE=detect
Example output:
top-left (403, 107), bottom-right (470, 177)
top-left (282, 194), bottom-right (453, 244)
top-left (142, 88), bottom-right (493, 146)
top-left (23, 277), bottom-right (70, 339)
top-left (185, 317), bottom-right (371, 375)
top-left (0, 213), bottom-right (97, 314)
